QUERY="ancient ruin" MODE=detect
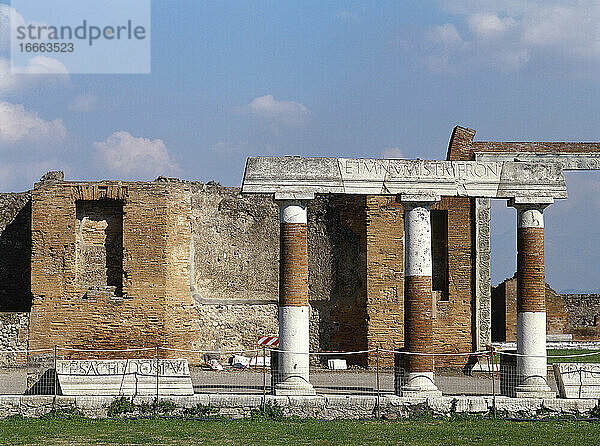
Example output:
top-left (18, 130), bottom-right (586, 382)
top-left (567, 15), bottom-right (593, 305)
top-left (0, 125), bottom-right (599, 398)
top-left (241, 157), bottom-right (567, 396)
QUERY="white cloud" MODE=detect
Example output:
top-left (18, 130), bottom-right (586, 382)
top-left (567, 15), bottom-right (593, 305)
top-left (381, 147), bottom-right (404, 159)
top-left (236, 95), bottom-right (310, 126)
top-left (93, 131), bottom-right (180, 178)
top-left (428, 23), bottom-right (463, 47)
top-left (0, 56), bottom-right (70, 95)
top-left (466, 13), bottom-right (516, 39)
top-left (68, 93), bottom-right (99, 112)
top-left (412, 1), bottom-right (600, 76)
top-left (0, 101), bottom-right (66, 145)
top-left (0, 5), bottom-right (70, 94)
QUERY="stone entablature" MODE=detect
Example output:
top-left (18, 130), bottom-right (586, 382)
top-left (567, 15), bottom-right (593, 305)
top-left (475, 152), bottom-right (600, 170)
top-left (242, 157), bottom-right (567, 200)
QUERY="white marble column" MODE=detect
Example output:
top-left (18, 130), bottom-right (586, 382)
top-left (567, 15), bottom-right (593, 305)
top-left (509, 198), bottom-right (555, 398)
top-left (400, 195), bottom-right (442, 397)
top-left (274, 194), bottom-right (315, 396)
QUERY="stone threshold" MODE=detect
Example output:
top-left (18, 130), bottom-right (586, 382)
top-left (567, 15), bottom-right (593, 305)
top-left (0, 394), bottom-right (598, 419)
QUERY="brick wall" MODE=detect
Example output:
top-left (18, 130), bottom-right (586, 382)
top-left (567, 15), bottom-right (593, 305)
top-left (433, 197), bottom-right (474, 367)
top-left (28, 180), bottom-right (199, 361)
top-left (365, 196), bottom-right (403, 366)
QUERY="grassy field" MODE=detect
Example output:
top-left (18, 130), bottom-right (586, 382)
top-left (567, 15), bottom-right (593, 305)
top-left (547, 349), bottom-right (600, 364)
top-left (0, 417), bottom-right (599, 446)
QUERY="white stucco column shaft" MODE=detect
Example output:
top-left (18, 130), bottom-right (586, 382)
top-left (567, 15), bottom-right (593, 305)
top-left (399, 196), bottom-right (441, 396)
top-left (510, 198), bottom-right (555, 398)
top-left (274, 198), bottom-right (315, 396)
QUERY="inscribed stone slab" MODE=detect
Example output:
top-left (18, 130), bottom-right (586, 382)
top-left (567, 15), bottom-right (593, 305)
top-left (56, 359), bottom-right (194, 396)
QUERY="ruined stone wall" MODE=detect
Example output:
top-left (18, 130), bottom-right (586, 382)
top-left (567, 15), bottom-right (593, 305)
top-left (562, 294), bottom-right (600, 340)
top-left (309, 195), bottom-right (366, 361)
top-left (0, 193), bottom-right (31, 312)
top-left (28, 181), bottom-right (198, 361)
top-left (562, 294), bottom-right (600, 327)
top-left (188, 186), bottom-right (365, 357)
top-left (491, 278), bottom-right (600, 342)
top-left (0, 312), bottom-right (29, 366)
top-left (17, 172), bottom-right (478, 368)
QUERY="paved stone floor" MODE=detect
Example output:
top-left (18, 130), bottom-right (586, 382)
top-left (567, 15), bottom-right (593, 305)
top-left (190, 367), bottom-right (560, 396)
top-left (0, 366), bottom-right (559, 397)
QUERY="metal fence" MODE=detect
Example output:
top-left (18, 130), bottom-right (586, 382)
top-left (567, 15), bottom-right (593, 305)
top-left (0, 346), bottom-right (598, 400)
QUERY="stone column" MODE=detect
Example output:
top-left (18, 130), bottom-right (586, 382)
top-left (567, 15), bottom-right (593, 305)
top-left (400, 195), bottom-right (442, 396)
top-left (509, 198), bottom-right (555, 398)
top-left (274, 194), bottom-right (315, 396)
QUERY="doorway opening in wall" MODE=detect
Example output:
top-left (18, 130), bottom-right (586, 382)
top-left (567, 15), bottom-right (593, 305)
top-left (490, 171), bottom-right (600, 342)
top-left (431, 210), bottom-right (449, 301)
top-left (75, 199), bottom-right (124, 297)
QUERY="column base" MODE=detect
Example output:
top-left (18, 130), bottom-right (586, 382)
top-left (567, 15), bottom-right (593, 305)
top-left (400, 372), bottom-right (442, 397)
top-left (400, 387), bottom-right (443, 397)
top-left (515, 384), bottom-right (556, 399)
top-left (274, 377), bottom-right (316, 396)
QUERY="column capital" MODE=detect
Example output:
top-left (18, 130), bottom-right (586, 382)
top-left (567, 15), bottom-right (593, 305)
top-left (274, 191), bottom-right (315, 201)
top-left (507, 196), bottom-right (553, 209)
top-left (397, 194), bottom-right (440, 206)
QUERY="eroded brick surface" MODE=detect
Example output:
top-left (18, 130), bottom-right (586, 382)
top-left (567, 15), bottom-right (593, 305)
top-left (404, 275), bottom-right (434, 373)
top-left (280, 222), bottom-right (309, 307)
top-left (28, 181), bottom-right (198, 361)
top-left (517, 228), bottom-right (546, 313)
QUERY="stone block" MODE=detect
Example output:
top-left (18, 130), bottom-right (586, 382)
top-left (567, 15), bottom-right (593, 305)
top-left (56, 359), bottom-right (193, 396)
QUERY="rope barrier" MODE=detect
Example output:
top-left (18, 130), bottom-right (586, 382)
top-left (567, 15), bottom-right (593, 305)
top-left (56, 347), bottom-right (155, 352)
top-left (379, 348), bottom-right (488, 357)
top-left (5, 346), bottom-right (598, 359)
top-left (160, 347), bottom-right (261, 354)
top-left (497, 350), bottom-right (600, 358)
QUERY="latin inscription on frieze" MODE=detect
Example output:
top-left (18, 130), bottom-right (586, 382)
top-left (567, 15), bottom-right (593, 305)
top-left (339, 159), bottom-right (502, 180)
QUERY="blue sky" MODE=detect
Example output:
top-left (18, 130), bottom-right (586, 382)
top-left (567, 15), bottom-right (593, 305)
top-left (1, 1), bottom-right (600, 292)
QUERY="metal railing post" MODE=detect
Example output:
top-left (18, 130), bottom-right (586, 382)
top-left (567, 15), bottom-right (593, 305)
top-left (376, 347), bottom-right (380, 419)
top-left (53, 345), bottom-right (57, 408)
top-left (155, 345), bottom-right (160, 413)
top-left (487, 345), bottom-right (497, 419)
top-left (262, 346), bottom-right (266, 411)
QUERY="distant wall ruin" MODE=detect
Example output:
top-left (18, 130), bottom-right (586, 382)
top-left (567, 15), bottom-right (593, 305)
top-left (492, 277), bottom-right (600, 342)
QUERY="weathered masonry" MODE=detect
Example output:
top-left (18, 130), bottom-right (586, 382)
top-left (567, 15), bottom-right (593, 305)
top-left (0, 125), bottom-right (599, 389)
top-left (28, 177), bottom-right (198, 360)
top-left (241, 157), bottom-right (567, 396)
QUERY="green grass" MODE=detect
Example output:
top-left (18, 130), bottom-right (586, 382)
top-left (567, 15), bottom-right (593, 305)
top-left (0, 417), bottom-right (598, 446)
top-left (547, 349), bottom-right (600, 364)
